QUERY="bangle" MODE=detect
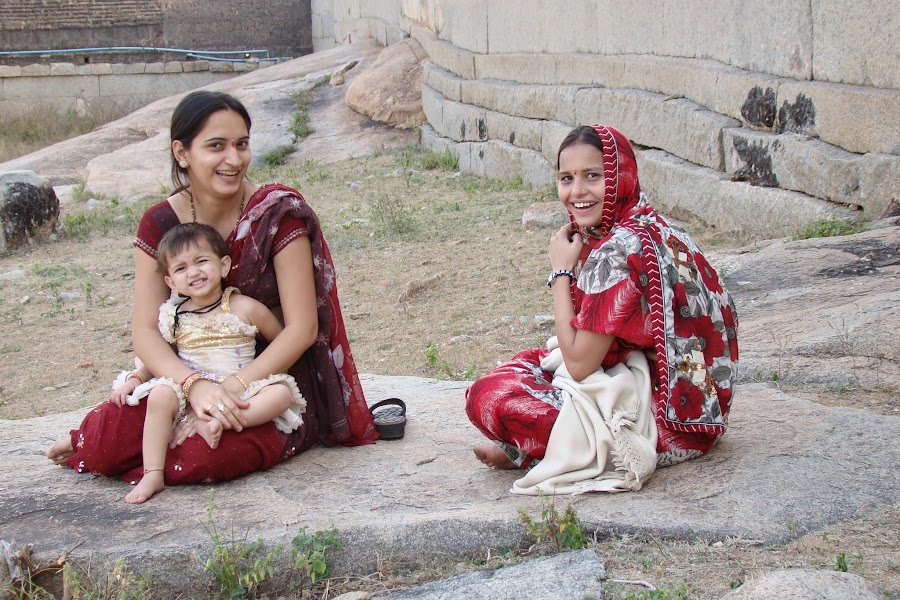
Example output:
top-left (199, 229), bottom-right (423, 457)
top-left (547, 269), bottom-right (576, 288)
top-left (232, 374), bottom-right (249, 390)
top-left (180, 371), bottom-right (200, 386)
top-left (181, 372), bottom-right (205, 400)
top-left (126, 371), bottom-right (145, 384)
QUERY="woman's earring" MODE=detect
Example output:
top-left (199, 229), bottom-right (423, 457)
top-left (179, 160), bottom-right (188, 168)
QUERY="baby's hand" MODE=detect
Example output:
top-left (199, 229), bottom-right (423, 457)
top-left (109, 378), bottom-right (139, 407)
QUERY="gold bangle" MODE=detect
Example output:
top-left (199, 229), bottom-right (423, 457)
top-left (181, 373), bottom-right (204, 400)
top-left (126, 371), bottom-right (145, 384)
top-left (232, 374), bottom-right (249, 391)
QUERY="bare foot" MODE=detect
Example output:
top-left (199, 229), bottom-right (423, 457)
top-left (124, 470), bottom-right (165, 504)
top-left (196, 419), bottom-right (223, 449)
top-left (45, 436), bottom-right (74, 464)
top-left (473, 444), bottom-right (517, 469)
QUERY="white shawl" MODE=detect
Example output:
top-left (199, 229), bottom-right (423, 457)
top-left (512, 338), bottom-right (658, 495)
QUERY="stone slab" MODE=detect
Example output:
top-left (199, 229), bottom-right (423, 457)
top-left (637, 149), bottom-right (852, 235)
top-left (461, 79), bottom-right (579, 124)
top-left (385, 549), bottom-right (606, 600)
top-left (2, 370), bottom-right (899, 594)
top-left (721, 569), bottom-right (886, 600)
top-left (775, 80), bottom-right (900, 155)
top-left (411, 26), bottom-right (476, 80)
top-left (574, 87), bottom-right (739, 170)
top-left (423, 63), bottom-right (463, 103)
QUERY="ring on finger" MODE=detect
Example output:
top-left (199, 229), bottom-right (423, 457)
top-left (179, 415), bottom-right (189, 423)
top-left (205, 404), bottom-right (214, 413)
top-left (217, 403), bottom-right (226, 412)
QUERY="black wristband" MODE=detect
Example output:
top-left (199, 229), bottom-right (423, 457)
top-left (547, 269), bottom-right (576, 288)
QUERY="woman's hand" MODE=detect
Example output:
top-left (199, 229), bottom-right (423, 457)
top-left (187, 379), bottom-right (250, 432)
top-left (169, 414), bottom-right (196, 448)
top-left (549, 224), bottom-right (583, 271)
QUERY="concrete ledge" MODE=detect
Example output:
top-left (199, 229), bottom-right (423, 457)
top-left (638, 149), bottom-right (853, 235)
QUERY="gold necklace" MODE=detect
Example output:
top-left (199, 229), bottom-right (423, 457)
top-left (188, 187), bottom-right (246, 230)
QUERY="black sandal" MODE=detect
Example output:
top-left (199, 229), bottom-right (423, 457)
top-left (370, 398), bottom-right (407, 440)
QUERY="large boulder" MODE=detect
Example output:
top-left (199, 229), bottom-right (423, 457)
top-left (0, 171), bottom-right (59, 254)
top-left (345, 38), bottom-right (429, 129)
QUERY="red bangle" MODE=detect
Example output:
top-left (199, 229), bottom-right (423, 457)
top-left (180, 371), bottom-right (200, 386)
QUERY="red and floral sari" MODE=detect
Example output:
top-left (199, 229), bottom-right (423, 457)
top-left (64, 183), bottom-right (377, 485)
top-left (466, 125), bottom-right (738, 470)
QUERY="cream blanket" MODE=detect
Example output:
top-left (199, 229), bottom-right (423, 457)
top-left (511, 338), bottom-right (658, 495)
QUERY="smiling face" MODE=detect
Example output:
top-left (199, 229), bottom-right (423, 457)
top-left (163, 239), bottom-right (231, 304)
top-left (557, 141), bottom-right (608, 229)
top-left (173, 108), bottom-right (251, 201)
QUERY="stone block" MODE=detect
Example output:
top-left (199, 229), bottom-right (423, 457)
top-left (776, 80), bottom-right (900, 155)
top-left (411, 26), bottom-right (476, 79)
top-left (721, 569), bottom-right (885, 600)
top-left (637, 149), bottom-right (851, 236)
top-left (311, 14), bottom-right (323, 38)
top-left (423, 63), bottom-right (462, 102)
top-left (123, 63), bottom-right (145, 75)
top-left (462, 79), bottom-right (579, 123)
top-left (90, 63), bottom-right (112, 75)
top-left (233, 62), bottom-right (255, 73)
top-left (209, 62), bottom-right (234, 73)
top-left (440, 95), bottom-right (488, 142)
top-left (574, 87), bottom-right (739, 170)
top-left (484, 111), bottom-right (542, 152)
top-left (2, 75), bottom-right (98, 104)
top-left (478, 54), bottom-right (560, 85)
top-left (541, 120), bottom-right (576, 166)
top-left (21, 64), bottom-right (50, 77)
top-left (257, 60), bottom-right (277, 69)
top-left (591, 1), bottom-right (812, 80)
top-left (436, 0), bottom-right (489, 54)
top-left (109, 64), bottom-right (127, 75)
top-left (181, 60), bottom-right (210, 73)
top-left (74, 64), bottom-right (93, 75)
top-left (421, 84), bottom-right (445, 134)
top-left (857, 154), bottom-right (900, 219)
top-left (0, 65), bottom-right (20, 77)
top-left (722, 128), bottom-right (897, 218)
top-left (487, 0), bottom-right (597, 54)
top-left (0, 171), bottom-right (60, 255)
top-left (522, 201), bottom-right (568, 231)
top-left (164, 62), bottom-right (184, 74)
top-left (811, 0), bottom-right (899, 89)
top-left (144, 62), bottom-right (165, 74)
top-left (50, 63), bottom-right (77, 76)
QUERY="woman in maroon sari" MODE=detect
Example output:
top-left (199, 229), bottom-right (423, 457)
top-left (46, 91), bottom-right (377, 490)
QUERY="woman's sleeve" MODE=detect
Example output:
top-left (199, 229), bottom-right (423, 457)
top-left (272, 214), bottom-right (309, 255)
top-left (572, 232), bottom-right (653, 348)
top-left (133, 201), bottom-right (175, 259)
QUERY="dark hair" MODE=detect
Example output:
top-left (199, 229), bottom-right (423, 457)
top-left (157, 223), bottom-right (230, 274)
top-left (170, 91), bottom-right (252, 193)
top-left (556, 125), bottom-right (605, 169)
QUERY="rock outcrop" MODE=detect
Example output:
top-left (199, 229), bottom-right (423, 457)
top-left (0, 170), bottom-right (59, 254)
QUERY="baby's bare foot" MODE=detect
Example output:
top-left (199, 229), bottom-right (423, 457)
top-left (124, 470), bottom-right (165, 504)
top-left (197, 419), bottom-right (223, 449)
top-left (473, 444), bottom-right (517, 470)
top-left (45, 437), bottom-right (74, 464)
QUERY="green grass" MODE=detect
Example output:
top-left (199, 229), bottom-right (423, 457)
top-left (0, 103), bottom-right (126, 162)
top-left (260, 144), bottom-right (297, 167)
top-left (290, 88), bottom-right (315, 142)
top-left (792, 218), bottom-right (866, 240)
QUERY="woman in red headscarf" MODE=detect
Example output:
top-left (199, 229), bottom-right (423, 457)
top-left (466, 125), bottom-right (738, 493)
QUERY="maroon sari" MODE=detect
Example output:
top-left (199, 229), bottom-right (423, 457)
top-left (64, 184), bottom-right (377, 485)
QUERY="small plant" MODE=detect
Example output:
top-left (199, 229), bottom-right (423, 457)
top-left (62, 556), bottom-right (152, 599)
top-left (369, 194), bottom-right (417, 236)
top-left (290, 526), bottom-right (342, 596)
top-left (793, 218), bottom-right (866, 241)
top-left (261, 144), bottom-right (296, 167)
top-left (518, 494), bottom-right (585, 553)
top-left (290, 88), bottom-right (315, 142)
top-left (417, 148), bottom-right (458, 171)
top-left (833, 552), bottom-right (849, 572)
top-left (203, 490), bottom-right (282, 599)
top-left (624, 582), bottom-right (689, 600)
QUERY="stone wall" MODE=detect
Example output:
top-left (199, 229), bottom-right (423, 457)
top-left (0, 59), bottom-right (278, 117)
top-left (0, 0), bottom-right (311, 59)
top-left (311, 0), bottom-right (899, 235)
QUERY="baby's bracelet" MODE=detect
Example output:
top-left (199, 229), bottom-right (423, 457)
top-left (232, 374), bottom-right (249, 391)
top-left (126, 371), bottom-right (145, 384)
top-left (547, 269), bottom-right (576, 288)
